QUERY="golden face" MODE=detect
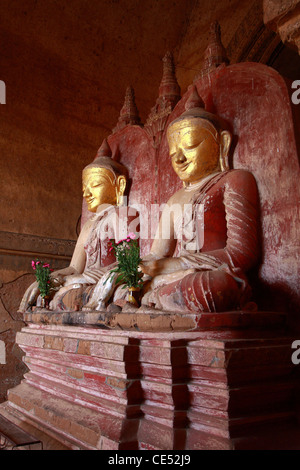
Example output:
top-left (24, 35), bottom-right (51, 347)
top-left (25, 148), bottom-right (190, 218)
top-left (82, 167), bottom-right (117, 212)
top-left (167, 118), bottom-right (221, 184)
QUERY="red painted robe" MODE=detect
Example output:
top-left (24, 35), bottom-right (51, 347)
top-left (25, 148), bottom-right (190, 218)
top-left (144, 169), bottom-right (260, 313)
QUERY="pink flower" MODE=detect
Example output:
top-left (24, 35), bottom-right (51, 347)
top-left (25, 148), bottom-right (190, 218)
top-left (31, 260), bottom-right (36, 269)
top-left (43, 263), bottom-right (50, 268)
top-left (128, 232), bottom-right (136, 240)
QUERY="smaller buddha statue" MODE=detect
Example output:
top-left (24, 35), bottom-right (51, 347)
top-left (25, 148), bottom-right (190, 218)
top-left (19, 139), bottom-right (130, 312)
top-left (140, 87), bottom-right (260, 313)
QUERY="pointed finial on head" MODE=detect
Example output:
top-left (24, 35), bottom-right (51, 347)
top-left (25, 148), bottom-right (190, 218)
top-left (168, 84), bottom-right (226, 135)
top-left (185, 85), bottom-right (205, 111)
top-left (95, 138), bottom-right (112, 160)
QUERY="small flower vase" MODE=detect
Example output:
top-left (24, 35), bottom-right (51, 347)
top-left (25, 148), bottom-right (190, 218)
top-left (127, 287), bottom-right (141, 306)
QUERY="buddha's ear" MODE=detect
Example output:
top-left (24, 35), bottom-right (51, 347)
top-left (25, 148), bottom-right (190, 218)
top-left (219, 130), bottom-right (232, 171)
top-left (116, 175), bottom-right (127, 206)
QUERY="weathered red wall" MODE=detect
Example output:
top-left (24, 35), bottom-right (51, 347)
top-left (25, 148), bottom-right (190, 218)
top-left (0, 3), bottom-right (110, 402)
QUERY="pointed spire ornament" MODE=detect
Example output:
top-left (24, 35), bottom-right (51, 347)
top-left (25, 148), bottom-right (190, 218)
top-left (158, 51), bottom-right (181, 106)
top-left (145, 51), bottom-right (181, 148)
top-left (196, 21), bottom-right (229, 79)
top-left (119, 86), bottom-right (141, 124)
top-left (112, 86), bottom-right (141, 133)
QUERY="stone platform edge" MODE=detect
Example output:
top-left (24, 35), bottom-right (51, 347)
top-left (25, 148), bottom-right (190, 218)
top-left (23, 308), bottom-right (287, 332)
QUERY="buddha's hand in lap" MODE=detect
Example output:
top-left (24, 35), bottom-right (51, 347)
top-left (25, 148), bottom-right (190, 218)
top-left (62, 274), bottom-right (89, 287)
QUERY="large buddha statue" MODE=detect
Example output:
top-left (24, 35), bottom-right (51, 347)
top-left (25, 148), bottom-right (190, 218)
top-left (140, 87), bottom-right (260, 313)
top-left (19, 139), bottom-right (131, 313)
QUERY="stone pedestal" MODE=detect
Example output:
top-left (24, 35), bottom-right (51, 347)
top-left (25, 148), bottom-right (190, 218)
top-left (0, 309), bottom-right (299, 450)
